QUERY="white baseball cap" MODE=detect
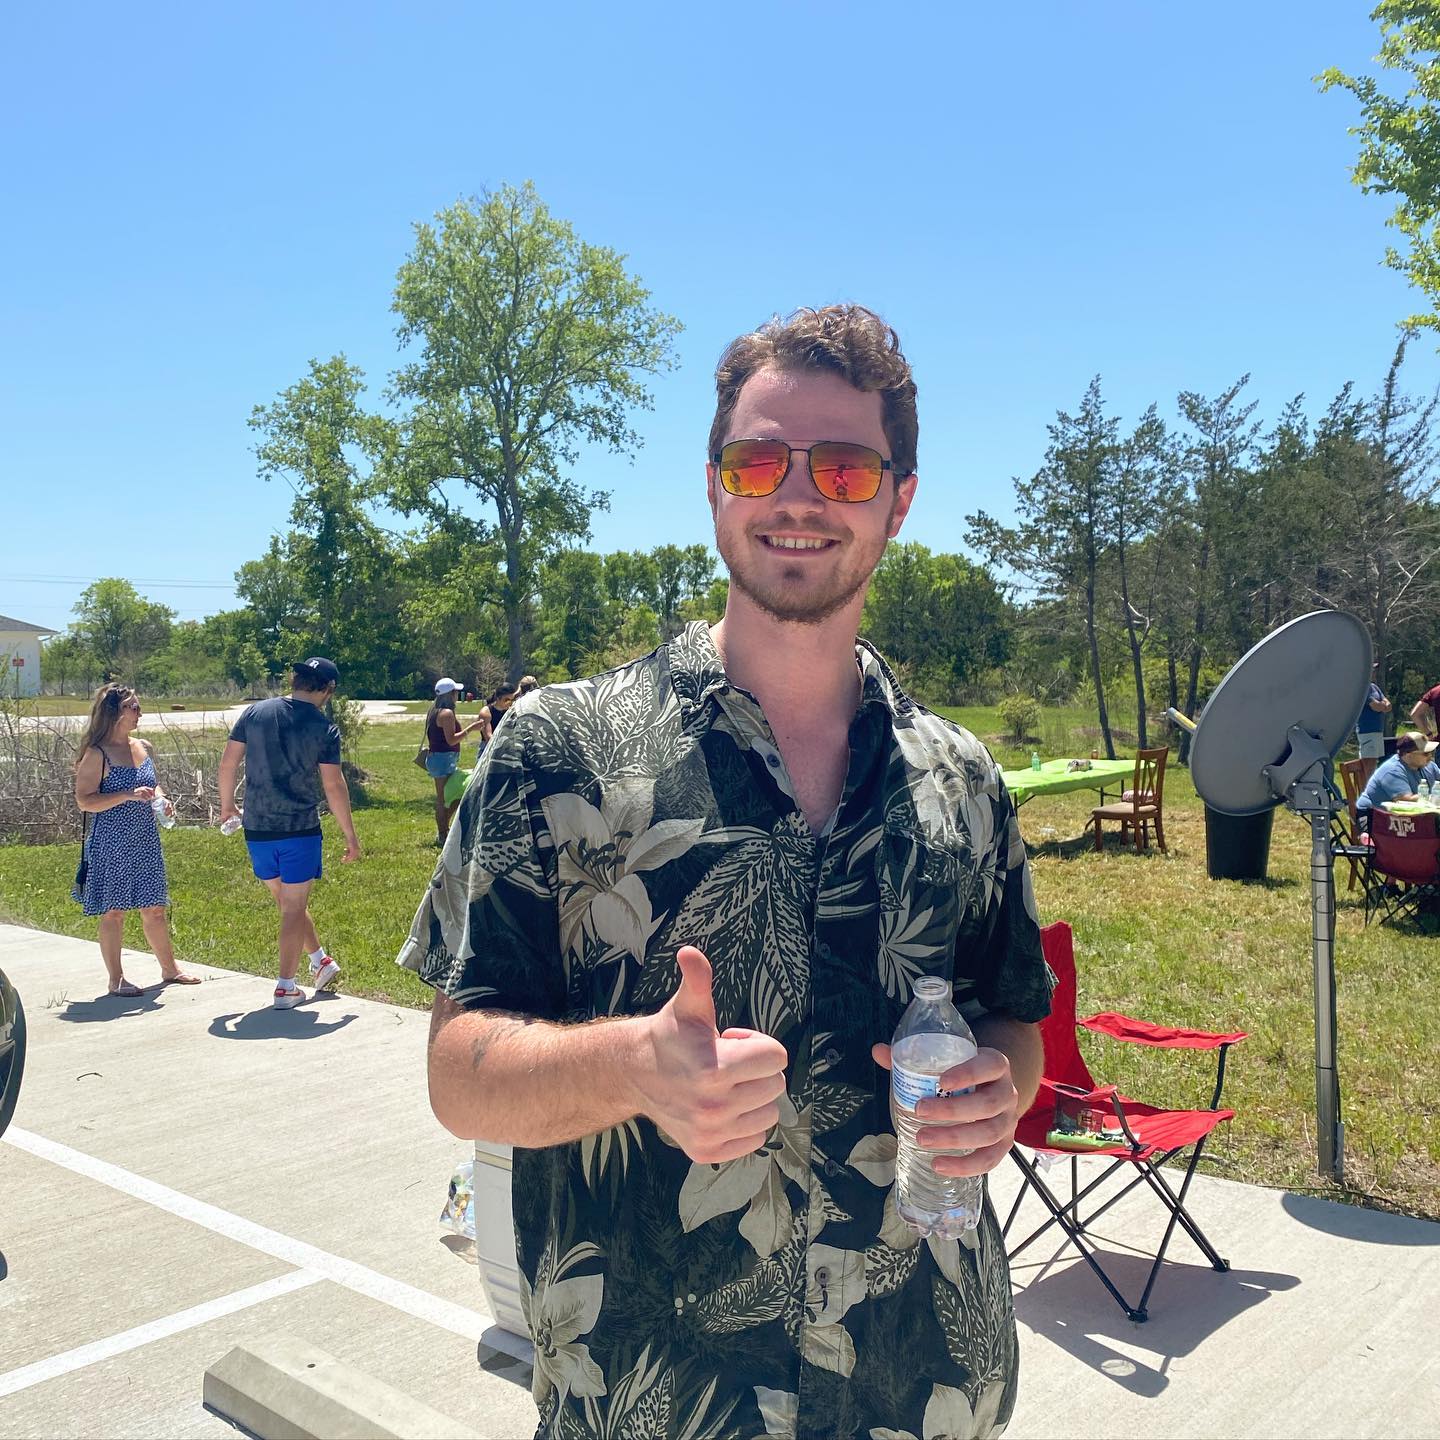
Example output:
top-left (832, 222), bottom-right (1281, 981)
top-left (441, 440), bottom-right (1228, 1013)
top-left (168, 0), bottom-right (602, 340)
top-left (434, 677), bottom-right (461, 695)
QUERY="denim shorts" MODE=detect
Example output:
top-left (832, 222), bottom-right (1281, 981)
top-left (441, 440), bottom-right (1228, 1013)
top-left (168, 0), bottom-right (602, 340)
top-left (426, 750), bottom-right (460, 778)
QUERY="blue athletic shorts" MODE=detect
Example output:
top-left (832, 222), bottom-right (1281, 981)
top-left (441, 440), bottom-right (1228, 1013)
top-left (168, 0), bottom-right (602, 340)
top-left (246, 834), bottom-right (324, 884)
top-left (425, 750), bottom-right (460, 778)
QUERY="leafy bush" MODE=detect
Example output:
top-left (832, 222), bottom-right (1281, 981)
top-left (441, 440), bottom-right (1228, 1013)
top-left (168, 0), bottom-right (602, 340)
top-left (998, 693), bottom-right (1041, 744)
top-left (327, 695), bottom-right (372, 801)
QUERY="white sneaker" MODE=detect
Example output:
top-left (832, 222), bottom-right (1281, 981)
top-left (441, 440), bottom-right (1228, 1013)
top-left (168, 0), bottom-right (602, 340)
top-left (273, 984), bottom-right (306, 1010)
top-left (312, 957), bottom-right (340, 992)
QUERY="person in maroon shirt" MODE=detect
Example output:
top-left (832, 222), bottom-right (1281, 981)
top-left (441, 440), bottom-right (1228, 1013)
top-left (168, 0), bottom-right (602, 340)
top-left (1409, 682), bottom-right (1440, 737)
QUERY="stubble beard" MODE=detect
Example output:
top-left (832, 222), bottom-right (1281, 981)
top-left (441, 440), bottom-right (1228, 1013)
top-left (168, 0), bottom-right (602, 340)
top-left (715, 499), bottom-right (895, 627)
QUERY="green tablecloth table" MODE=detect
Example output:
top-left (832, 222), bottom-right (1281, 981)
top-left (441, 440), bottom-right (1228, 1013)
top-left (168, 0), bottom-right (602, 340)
top-left (999, 757), bottom-right (1134, 807)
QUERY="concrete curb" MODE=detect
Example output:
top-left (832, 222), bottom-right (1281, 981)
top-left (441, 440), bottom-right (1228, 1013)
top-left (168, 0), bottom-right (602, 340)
top-left (203, 1332), bottom-right (479, 1439)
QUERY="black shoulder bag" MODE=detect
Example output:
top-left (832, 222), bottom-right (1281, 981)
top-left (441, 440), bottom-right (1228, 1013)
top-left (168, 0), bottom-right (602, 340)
top-left (74, 749), bottom-right (108, 892)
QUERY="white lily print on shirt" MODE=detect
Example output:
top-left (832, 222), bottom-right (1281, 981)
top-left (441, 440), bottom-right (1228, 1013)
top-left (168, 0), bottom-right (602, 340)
top-left (519, 1236), bottom-right (607, 1410)
top-left (544, 778), bottom-right (704, 966)
top-left (869, 1380), bottom-right (1008, 1440)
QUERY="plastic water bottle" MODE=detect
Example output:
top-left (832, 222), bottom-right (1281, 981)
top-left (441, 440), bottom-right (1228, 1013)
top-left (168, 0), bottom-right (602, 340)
top-left (151, 796), bottom-right (176, 829)
top-left (1030, 750), bottom-right (1041, 772)
top-left (220, 813), bottom-right (243, 837)
top-left (891, 975), bottom-right (982, 1239)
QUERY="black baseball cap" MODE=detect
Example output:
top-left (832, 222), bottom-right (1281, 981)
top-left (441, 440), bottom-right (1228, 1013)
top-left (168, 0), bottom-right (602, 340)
top-left (296, 656), bottom-right (340, 686)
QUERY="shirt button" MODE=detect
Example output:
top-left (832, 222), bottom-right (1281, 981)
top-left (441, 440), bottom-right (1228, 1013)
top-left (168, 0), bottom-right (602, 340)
top-left (815, 1266), bottom-right (830, 1286)
top-left (824, 1158), bottom-right (841, 1178)
top-left (766, 753), bottom-right (781, 767)
top-left (823, 1047), bottom-right (840, 1067)
top-left (686, 1292), bottom-right (697, 1304)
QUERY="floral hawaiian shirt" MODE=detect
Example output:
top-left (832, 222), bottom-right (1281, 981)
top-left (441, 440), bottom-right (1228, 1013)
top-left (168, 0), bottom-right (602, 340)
top-left (399, 622), bottom-right (1050, 1440)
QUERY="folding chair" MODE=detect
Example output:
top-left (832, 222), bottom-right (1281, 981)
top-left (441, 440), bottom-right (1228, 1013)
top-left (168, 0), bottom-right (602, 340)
top-left (1335, 758), bottom-right (1376, 893)
top-left (1365, 808), bottom-right (1440, 928)
top-left (1091, 746), bottom-right (1169, 853)
top-left (1003, 921), bottom-right (1246, 1323)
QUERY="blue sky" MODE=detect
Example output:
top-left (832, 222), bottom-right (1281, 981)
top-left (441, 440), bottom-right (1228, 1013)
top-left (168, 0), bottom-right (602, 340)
top-left (2, 1), bottom-right (1431, 632)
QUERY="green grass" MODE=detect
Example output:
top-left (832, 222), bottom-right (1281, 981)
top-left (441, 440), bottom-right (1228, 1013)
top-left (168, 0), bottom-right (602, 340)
top-left (1, 708), bottom-right (1435, 1219)
top-left (937, 703), bottom-right (1440, 1220)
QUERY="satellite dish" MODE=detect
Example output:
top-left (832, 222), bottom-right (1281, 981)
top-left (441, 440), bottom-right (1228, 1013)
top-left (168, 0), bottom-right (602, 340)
top-left (1169, 610), bottom-right (1373, 1184)
top-left (1190, 611), bottom-right (1372, 816)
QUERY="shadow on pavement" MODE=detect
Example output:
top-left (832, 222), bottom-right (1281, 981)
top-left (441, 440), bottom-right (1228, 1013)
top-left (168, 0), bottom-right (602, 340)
top-left (208, 1007), bottom-right (359, 1040)
top-left (1013, 1250), bottom-right (1297, 1396)
top-left (1280, 1192), bottom-right (1440, 1245)
top-left (57, 991), bottom-right (167, 1022)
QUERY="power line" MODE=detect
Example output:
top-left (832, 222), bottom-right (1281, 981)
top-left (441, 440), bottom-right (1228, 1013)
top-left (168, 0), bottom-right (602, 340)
top-left (6, 574), bottom-right (237, 590)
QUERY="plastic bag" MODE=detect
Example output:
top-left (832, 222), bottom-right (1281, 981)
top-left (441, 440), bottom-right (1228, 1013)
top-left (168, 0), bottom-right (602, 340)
top-left (440, 1158), bottom-right (476, 1241)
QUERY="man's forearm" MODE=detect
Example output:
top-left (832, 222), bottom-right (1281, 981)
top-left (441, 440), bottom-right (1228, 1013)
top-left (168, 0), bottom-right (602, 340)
top-left (973, 1015), bottom-right (1043, 1112)
top-left (428, 1003), bottom-right (652, 1147)
top-left (322, 779), bottom-right (358, 841)
top-left (219, 759), bottom-right (238, 811)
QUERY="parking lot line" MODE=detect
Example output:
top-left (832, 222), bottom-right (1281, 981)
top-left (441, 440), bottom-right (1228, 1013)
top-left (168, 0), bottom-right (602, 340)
top-left (0, 1270), bottom-right (322, 1399)
top-left (3, 1126), bottom-right (526, 1359)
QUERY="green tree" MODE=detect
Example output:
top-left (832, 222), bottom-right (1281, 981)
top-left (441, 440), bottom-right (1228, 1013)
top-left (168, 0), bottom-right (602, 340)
top-left (968, 377), bottom-right (1119, 757)
top-left (1103, 406), bottom-right (1177, 746)
top-left (234, 536), bottom-right (313, 680)
top-left (249, 351), bottom-right (394, 665)
top-left (1175, 377), bottom-right (1260, 760)
top-left (70, 578), bottom-right (174, 680)
top-left (1320, 3), bottom-right (1440, 333)
top-left (535, 549), bottom-right (613, 678)
top-left (387, 184), bottom-right (681, 681)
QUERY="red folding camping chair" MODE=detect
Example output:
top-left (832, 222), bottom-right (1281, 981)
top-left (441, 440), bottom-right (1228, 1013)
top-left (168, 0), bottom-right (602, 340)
top-left (1003, 921), bottom-right (1247, 1323)
top-left (1365, 807), bottom-right (1440, 928)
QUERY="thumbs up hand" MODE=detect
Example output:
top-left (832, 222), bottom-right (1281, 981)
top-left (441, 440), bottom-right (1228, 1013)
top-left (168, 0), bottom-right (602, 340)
top-left (633, 945), bottom-right (791, 1164)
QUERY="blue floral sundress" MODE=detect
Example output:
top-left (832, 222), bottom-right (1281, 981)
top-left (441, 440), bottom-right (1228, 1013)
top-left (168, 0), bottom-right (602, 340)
top-left (73, 753), bottom-right (170, 916)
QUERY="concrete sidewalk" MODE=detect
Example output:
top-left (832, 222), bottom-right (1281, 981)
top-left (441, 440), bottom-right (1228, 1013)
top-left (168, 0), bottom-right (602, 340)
top-left (0, 920), bottom-right (1436, 1439)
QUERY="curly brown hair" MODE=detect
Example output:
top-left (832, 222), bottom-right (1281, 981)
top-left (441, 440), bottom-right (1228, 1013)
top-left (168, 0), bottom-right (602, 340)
top-left (708, 304), bottom-right (919, 476)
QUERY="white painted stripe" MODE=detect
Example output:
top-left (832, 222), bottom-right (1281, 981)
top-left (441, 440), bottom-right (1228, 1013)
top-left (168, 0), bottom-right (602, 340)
top-left (2, 1126), bottom-right (530, 1362)
top-left (0, 1269), bottom-right (322, 1399)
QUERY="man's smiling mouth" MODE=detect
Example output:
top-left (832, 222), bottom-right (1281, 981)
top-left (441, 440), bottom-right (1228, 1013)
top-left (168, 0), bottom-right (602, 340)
top-left (758, 535), bottom-right (838, 552)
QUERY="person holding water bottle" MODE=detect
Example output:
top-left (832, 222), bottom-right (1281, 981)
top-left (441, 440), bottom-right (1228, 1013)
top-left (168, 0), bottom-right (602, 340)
top-left (72, 684), bottom-right (199, 995)
top-left (218, 657), bottom-right (359, 1008)
top-left (402, 306), bottom-right (1048, 1440)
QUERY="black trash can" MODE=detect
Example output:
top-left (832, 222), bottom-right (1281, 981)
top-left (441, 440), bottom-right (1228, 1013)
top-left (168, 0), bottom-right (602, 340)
top-left (1204, 805), bottom-right (1275, 882)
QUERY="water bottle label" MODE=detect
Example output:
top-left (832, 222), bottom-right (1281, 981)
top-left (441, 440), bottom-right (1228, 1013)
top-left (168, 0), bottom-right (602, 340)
top-left (892, 1063), bottom-right (943, 1112)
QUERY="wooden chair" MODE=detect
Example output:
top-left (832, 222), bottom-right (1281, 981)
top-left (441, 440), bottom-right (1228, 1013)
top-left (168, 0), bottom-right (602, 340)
top-left (1092, 747), bottom-right (1168, 853)
top-left (1337, 757), bottom-right (1377, 893)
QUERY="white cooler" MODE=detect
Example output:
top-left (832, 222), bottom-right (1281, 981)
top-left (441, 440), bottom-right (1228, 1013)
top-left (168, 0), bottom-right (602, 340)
top-left (473, 1140), bottom-right (529, 1338)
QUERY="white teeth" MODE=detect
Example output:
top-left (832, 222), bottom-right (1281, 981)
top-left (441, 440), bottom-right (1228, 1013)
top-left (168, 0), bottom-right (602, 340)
top-left (764, 536), bottom-right (832, 551)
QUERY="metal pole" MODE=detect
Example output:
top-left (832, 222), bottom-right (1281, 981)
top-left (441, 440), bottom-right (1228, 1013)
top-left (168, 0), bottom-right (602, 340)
top-left (1309, 811), bottom-right (1343, 1182)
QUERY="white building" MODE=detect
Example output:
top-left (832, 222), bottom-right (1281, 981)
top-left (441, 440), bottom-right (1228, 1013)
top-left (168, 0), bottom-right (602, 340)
top-left (0, 615), bottom-right (57, 698)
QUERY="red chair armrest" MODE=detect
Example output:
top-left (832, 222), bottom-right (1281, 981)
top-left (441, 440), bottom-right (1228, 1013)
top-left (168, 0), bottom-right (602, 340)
top-left (1078, 1012), bottom-right (1248, 1048)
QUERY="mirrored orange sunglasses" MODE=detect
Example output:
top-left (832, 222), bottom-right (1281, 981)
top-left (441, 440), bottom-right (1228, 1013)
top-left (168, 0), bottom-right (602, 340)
top-left (713, 439), bottom-right (905, 503)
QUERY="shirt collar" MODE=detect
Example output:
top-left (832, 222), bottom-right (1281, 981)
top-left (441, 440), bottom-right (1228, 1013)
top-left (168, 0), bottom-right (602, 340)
top-left (666, 620), bottom-right (916, 726)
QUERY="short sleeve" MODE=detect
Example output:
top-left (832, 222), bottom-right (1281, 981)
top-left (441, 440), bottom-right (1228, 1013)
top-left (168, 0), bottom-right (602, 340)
top-left (228, 705), bottom-right (252, 743)
top-left (955, 777), bottom-right (1052, 1026)
top-left (396, 716), bottom-right (563, 1017)
top-left (320, 723), bottom-right (341, 766)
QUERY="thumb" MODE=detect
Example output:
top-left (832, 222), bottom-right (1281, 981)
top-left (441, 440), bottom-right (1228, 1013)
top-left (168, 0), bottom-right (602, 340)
top-left (871, 1042), bottom-right (892, 1071)
top-left (671, 946), bottom-right (718, 1033)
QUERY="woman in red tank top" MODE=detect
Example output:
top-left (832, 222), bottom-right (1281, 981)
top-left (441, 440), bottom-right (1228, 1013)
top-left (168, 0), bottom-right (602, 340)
top-left (424, 678), bottom-right (483, 845)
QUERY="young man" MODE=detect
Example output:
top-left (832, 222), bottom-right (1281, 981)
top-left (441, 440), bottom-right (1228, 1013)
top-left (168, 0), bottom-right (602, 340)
top-left (220, 657), bottom-right (360, 1008)
top-left (1354, 661), bottom-right (1391, 760)
top-left (1409, 680), bottom-right (1440, 738)
top-left (401, 306), bottom-right (1047, 1438)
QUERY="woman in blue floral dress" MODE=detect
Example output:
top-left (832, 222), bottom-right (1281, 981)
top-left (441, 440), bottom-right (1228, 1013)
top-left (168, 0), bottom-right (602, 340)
top-left (72, 684), bottom-right (199, 996)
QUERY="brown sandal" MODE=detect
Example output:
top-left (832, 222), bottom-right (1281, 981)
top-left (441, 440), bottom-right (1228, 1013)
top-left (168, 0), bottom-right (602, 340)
top-left (160, 971), bottom-right (202, 985)
top-left (108, 979), bottom-right (144, 997)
